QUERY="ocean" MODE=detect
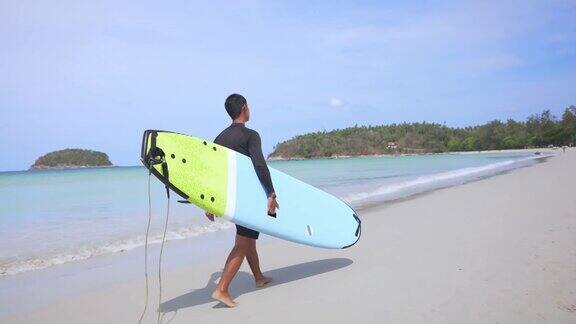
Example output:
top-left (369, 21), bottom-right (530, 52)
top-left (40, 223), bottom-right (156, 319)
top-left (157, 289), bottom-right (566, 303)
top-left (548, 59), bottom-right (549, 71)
top-left (0, 151), bottom-right (549, 276)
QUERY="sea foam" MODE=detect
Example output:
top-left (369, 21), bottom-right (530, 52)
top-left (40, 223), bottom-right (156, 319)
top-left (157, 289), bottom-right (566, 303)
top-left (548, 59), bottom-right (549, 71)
top-left (0, 220), bottom-right (233, 276)
top-left (344, 154), bottom-right (550, 206)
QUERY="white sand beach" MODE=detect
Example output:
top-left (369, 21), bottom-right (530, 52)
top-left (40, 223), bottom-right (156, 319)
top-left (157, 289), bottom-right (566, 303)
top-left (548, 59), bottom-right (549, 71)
top-left (4, 149), bottom-right (576, 323)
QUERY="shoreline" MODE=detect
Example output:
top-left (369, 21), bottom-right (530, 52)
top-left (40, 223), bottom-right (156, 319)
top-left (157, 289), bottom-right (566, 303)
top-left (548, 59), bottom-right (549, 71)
top-left (267, 147), bottom-right (557, 161)
top-left (2, 149), bottom-right (575, 323)
top-left (353, 153), bottom-right (553, 213)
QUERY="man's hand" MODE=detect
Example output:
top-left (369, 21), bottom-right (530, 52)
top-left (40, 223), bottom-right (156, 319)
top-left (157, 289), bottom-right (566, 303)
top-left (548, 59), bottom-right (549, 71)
top-left (205, 212), bottom-right (215, 222)
top-left (267, 193), bottom-right (279, 215)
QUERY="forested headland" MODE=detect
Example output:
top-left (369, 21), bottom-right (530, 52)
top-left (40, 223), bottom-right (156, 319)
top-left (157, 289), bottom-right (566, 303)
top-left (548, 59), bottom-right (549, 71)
top-left (30, 149), bottom-right (113, 170)
top-left (269, 106), bottom-right (576, 159)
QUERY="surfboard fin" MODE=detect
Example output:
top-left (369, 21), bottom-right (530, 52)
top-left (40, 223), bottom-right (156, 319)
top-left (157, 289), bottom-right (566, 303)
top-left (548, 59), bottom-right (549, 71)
top-left (342, 213), bottom-right (361, 249)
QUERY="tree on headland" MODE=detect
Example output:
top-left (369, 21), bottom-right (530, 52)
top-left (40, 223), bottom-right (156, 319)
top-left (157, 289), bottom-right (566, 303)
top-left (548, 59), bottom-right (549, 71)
top-left (561, 105), bottom-right (576, 145)
top-left (269, 106), bottom-right (576, 159)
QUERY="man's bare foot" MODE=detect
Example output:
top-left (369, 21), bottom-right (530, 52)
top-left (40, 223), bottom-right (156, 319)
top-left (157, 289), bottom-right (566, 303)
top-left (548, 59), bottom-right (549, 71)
top-left (211, 290), bottom-right (238, 307)
top-left (255, 276), bottom-right (272, 288)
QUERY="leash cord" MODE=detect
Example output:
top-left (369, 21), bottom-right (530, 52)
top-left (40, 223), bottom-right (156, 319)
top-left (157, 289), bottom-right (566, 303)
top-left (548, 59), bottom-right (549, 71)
top-left (157, 194), bottom-right (170, 324)
top-left (138, 173), bottom-right (153, 324)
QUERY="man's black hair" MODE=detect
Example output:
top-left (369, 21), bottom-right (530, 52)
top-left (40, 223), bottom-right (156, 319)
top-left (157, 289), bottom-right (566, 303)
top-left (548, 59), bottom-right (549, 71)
top-left (225, 94), bottom-right (247, 119)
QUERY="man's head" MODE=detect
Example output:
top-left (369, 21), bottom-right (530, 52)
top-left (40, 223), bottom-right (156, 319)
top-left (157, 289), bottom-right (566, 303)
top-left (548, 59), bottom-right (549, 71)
top-left (225, 93), bottom-right (250, 122)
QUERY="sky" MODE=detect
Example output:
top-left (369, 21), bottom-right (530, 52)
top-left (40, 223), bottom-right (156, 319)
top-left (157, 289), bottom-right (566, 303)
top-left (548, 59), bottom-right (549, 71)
top-left (1, 0), bottom-right (575, 171)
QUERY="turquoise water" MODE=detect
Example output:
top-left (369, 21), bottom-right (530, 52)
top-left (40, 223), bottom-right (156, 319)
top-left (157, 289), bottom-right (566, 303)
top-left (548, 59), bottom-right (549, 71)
top-left (0, 152), bottom-right (548, 275)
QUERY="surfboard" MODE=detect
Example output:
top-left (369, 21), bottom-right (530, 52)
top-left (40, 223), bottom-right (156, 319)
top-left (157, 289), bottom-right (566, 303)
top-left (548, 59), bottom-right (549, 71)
top-left (141, 130), bottom-right (361, 249)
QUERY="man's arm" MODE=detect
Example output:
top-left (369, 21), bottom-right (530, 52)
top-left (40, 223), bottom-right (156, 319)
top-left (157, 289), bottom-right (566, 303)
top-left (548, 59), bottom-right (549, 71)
top-left (248, 131), bottom-right (279, 215)
top-left (248, 131), bottom-right (275, 197)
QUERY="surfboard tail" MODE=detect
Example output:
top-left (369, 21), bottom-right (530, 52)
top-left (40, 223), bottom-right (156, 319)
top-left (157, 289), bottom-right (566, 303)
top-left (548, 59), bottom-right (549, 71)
top-left (141, 130), bottom-right (233, 217)
top-left (141, 130), bottom-right (189, 200)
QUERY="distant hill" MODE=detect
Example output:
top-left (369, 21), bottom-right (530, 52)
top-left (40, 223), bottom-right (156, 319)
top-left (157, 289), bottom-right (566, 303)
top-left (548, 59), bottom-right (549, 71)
top-left (30, 149), bottom-right (113, 170)
top-left (269, 107), bottom-right (576, 159)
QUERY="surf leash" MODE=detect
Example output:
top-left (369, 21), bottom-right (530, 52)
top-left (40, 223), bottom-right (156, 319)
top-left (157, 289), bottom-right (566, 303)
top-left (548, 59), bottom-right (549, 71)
top-left (137, 172), bottom-right (153, 324)
top-left (157, 191), bottom-right (170, 324)
top-left (156, 157), bottom-right (171, 324)
top-left (139, 141), bottom-right (172, 324)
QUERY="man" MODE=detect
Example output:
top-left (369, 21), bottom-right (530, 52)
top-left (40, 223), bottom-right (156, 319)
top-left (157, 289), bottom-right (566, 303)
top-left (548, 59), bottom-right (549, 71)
top-left (204, 93), bottom-right (279, 307)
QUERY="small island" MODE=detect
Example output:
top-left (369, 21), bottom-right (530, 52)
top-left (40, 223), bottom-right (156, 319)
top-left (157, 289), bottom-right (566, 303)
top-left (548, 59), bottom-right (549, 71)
top-left (30, 149), bottom-right (113, 170)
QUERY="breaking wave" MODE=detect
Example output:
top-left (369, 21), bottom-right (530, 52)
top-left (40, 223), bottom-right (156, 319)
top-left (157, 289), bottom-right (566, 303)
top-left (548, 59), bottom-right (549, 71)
top-left (344, 154), bottom-right (551, 206)
top-left (0, 220), bottom-right (234, 276)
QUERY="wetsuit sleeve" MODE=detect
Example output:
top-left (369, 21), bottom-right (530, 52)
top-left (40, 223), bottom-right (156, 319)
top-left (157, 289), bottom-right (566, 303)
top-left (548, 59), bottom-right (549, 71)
top-left (248, 131), bottom-right (275, 197)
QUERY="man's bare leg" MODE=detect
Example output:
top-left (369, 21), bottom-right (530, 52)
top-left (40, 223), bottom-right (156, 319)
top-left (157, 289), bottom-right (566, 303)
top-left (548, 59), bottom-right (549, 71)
top-left (211, 235), bottom-right (249, 307)
top-left (244, 239), bottom-right (272, 287)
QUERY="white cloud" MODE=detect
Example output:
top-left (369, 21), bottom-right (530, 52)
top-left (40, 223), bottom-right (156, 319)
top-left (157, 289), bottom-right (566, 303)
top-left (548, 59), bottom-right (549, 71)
top-left (329, 98), bottom-right (343, 108)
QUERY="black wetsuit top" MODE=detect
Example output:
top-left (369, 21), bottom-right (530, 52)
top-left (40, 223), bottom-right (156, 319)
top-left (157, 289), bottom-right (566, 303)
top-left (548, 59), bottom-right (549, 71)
top-left (214, 123), bottom-right (275, 239)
